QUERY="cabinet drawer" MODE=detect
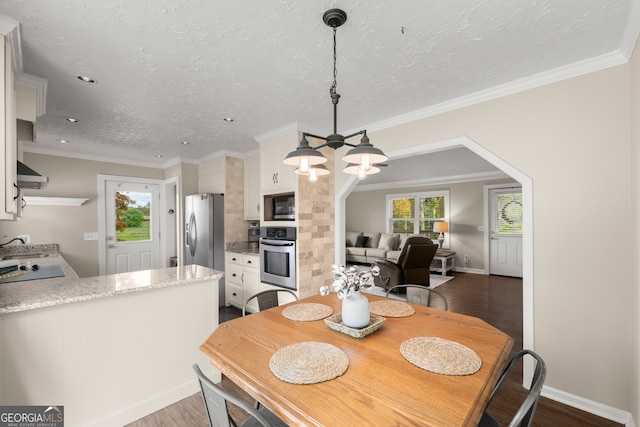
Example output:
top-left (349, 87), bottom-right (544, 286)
top-left (226, 252), bottom-right (242, 265)
top-left (226, 283), bottom-right (243, 307)
top-left (242, 254), bottom-right (259, 269)
top-left (226, 264), bottom-right (243, 285)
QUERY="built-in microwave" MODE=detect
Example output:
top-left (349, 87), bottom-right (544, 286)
top-left (264, 192), bottom-right (295, 221)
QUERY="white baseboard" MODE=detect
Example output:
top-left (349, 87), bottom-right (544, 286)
top-left (542, 385), bottom-right (636, 427)
top-left (453, 267), bottom-right (486, 275)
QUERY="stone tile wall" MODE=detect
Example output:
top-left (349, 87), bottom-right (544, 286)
top-left (296, 146), bottom-right (335, 298)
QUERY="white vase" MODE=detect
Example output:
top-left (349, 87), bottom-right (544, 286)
top-left (341, 291), bottom-right (370, 328)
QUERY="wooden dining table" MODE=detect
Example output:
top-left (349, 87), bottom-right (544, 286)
top-left (200, 293), bottom-right (513, 426)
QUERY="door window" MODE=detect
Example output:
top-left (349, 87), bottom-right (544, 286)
top-left (115, 191), bottom-right (153, 242)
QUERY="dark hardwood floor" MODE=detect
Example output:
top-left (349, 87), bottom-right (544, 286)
top-left (128, 273), bottom-right (622, 427)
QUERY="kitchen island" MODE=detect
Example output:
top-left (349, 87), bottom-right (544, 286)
top-left (0, 245), bottom-right (223, 427)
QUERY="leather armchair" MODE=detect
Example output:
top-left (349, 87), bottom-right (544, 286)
top-left (374, 236), bottom-right (439, 290)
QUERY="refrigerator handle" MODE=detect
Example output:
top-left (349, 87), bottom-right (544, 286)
top-left (187, 213), bottom-right (197, 257)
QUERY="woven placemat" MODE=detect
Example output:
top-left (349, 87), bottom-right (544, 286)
top-left (400, 337), bottom-right (482, 376)
top-left (269, 342), bottom-right (349, 384)
top-left (282, 303), bottom-right (333, 321)
top-left (369, 300), bottom-right (415, 317)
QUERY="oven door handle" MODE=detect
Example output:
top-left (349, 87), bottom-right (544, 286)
top-left (261, 240), bottom-right (295, 247)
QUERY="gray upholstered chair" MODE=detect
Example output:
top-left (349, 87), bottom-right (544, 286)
top-left (242, 289), bottom-right (299, 316)
top-left (385, 284), bottom-right (448, 310)
top-left (193, 364), bottom-right (288, 427)
top-left (374, 236), bottom-right (439, 290)
top-left (478, 350), bottom-right (547, 427)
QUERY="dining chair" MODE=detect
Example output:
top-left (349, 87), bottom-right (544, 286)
top-left (385, 284), bottom-right (448, 310)
top-left (478, 349), bottom-right (547, 427)
top-left (193, 364), bottom-right (288, 427)
top-left (242, 289), bottom-right (299, 316)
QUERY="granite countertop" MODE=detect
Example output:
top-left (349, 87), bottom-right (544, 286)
top-left (0, 244), bottom-right (224, 315)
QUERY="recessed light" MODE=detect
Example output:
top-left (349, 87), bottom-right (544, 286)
top-left (66, 117), bottom-right (79, 123)
top-left (155, 154), bottom-right (163, 158)
top-left (223, 117), bottom-right (234, 122)
top-left (77, 75), bottom-right (96, 83)
top-left (180, 141), bottom-right (190, 145)
top-left (57, 139), bottom-right (70, 144)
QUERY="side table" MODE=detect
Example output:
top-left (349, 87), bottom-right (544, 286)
top-left (431, 249), bottom-right (456, 276)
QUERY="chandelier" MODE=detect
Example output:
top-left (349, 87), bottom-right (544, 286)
top-left (283, 8), bottom-right (388, 182)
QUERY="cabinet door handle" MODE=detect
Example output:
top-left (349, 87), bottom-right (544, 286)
top-left (272, 173), bottom-right (276, 184)
top-left (275, 173), bottom-right (278, 183)
top-left (231, 273), bottom-right (237, 277)
top-left (246, 260), bottom-right (252, 265)
top-left (232, 257), bottom-right (237, 261)
top-left (257, 203), bottom-right (260, 212)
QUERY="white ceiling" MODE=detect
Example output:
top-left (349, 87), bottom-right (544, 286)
top-left (0, 1), bottom-right (638, 181)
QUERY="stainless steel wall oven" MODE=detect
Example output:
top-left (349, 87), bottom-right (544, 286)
top-left (259, 226), bottom-right (296, 290)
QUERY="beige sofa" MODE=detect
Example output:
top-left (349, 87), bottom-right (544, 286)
top-left (346, 231), bottom-right (413, 264)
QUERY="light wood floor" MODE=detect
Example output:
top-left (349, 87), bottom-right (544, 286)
top-left (127, 273), bottom-right (622, 427)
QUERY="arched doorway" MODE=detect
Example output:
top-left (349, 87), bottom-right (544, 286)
top-left (335, 135), bottom-right (535, 383)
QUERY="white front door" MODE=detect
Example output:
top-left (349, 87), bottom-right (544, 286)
top-left (105, 180), bottom-right (160, 274)
top-left (489, 187), bottom-right (523, 277)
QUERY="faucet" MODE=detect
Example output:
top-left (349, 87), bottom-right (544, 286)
top-left (0, 237), bottom-right (26, 248)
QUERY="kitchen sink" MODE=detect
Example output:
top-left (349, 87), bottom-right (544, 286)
top-left (0, 253), bottom-right (49, 260)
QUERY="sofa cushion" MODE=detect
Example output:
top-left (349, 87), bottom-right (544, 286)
top-left (378, 233), bottom-right (400, 251)
top-left (386, 250), bottom-right (401, 262)
top-left (364, 232), bottom-right (382, 249)
top-left (355, 235), bottom-right (369, 247)
top-left (366, 248), bottom-right (387, 259)
top-left (346, 247), bottom-right (367, 256)
top-left (346, 231), bottom-right (363, 247)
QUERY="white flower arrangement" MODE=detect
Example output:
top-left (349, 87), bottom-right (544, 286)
top-left (319, 264), bottom-right (380, 299)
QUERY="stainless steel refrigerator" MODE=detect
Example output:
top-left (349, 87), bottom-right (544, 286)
top-left (185, 193), bottom-right (225, 306)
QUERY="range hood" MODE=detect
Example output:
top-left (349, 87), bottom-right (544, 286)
top-left (17, 161), bottom-right (48, 189)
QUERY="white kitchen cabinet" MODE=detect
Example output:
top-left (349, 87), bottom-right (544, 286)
top-left (260, 134), bottom-right (297, 193)
top-left (0, 36), bottom-right (17, 220)
top-left (225, 251), bottom-right (260, 312)
top-left (244, 155), bottom-right (260, 220)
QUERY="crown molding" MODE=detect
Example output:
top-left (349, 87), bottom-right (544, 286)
top-left (351, 170), bottom-right (510, 192)
top-left (618, 0), bottom-right (640, 60)
top-left (0, 15), bottom-right (21, 72)
top-left (363, 51), bottom-right (629, 135)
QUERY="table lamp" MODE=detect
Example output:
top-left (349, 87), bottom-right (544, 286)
top-left (433, 222), bottom-right (449, 248)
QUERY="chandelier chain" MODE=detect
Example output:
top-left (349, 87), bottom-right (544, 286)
top-left (331, 27), bottom-right (337, 96)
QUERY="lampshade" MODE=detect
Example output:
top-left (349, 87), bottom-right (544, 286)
top-left (283, 135), bottom-right (328, 173)
top-left (341, 134), bottom-right (388, 169)
top-left (343, 163), bottom-right (381, 180)
top-left (433, 222), bottom-right (449, 233)
top-left (295, 164), bottom-right (330, 182)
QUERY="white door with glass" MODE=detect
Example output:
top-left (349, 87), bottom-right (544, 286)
top-left (489, 187), bottom-right (523, 277)
top-left (105, 180), bottom-right (160, 274)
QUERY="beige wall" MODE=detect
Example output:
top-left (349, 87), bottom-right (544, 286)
top-left (346, 178), bottom-right (514, 270)
top-left (0, 153), bottom-right (166, 277)
top-left (339, 65), bottom-right (632, 413)
top-left (630, 35), bottom-right (640, 424)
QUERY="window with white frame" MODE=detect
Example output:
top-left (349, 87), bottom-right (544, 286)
top-left (387, 191), bottom-right (450, 247)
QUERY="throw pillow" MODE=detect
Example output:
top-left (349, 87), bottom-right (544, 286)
top-left (346, 231), bottom-right (362, 247)
top-left (378, 233), bottom-right (400, 251)
top-left (355, 235), bottom-right (369, 247)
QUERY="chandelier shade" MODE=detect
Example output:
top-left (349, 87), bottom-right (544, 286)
top-left (282, 8), bottom-right (388, 182)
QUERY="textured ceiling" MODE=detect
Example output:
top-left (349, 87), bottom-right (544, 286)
top-left (0, 0), bottom-right (637, 175)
